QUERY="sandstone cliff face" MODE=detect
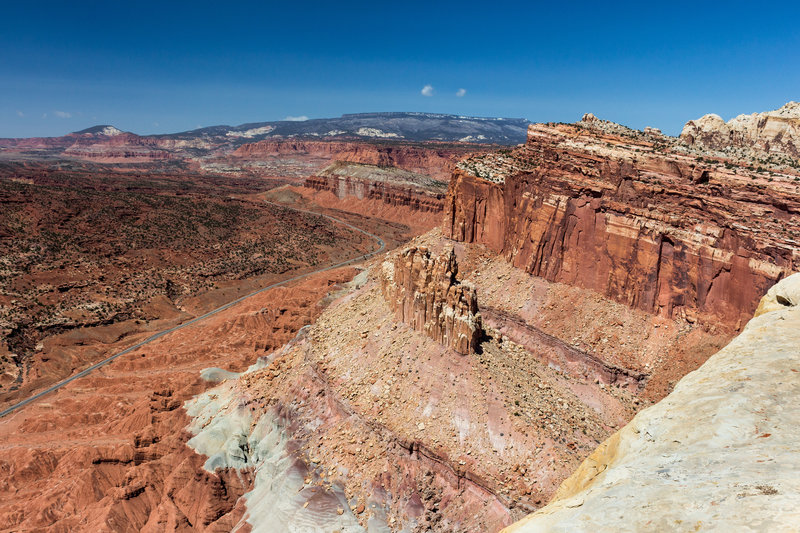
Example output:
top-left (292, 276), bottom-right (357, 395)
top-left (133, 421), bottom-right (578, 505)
top-left (446, 123), bottom-right (800, 331)
top-left (235, 139), bottom-right (481, 179)
top-left (63, 132), bottom-right (172, 161)
top-left (681, 101), bottom-right (800, 161)
top-left (305, 161), bottom-right (446, 213)
top-left (306, 174), bottom-right (444, 212)
top-left (381, 246), bottom-right (482, 354)
top-left (0, 131), bottom-right (171, 162)
top-left (503, 273), bottom-right (800, 532)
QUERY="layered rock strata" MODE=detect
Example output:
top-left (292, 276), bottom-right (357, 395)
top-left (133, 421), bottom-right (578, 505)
top-left (62, 132), bottom-right (171, 162)
top-left (681, 101), bottom-right (800, 160)
top-left (381, 246), bottom-right (482, 354)
top-left (305, 161), bottom-right (446, 213)
top-left (182, 260), bottom-right (640, 531)
top-left (235, 139), bottom-right (482, 179)
top-left (0, 130), bottom-right (172, 162)
top-left (446, 122), bottom-right (800, 331)
top-left (503, 273), bottom-right (800, 532)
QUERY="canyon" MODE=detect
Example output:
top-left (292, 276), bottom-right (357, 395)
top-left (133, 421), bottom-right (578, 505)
top-left (0, 115), bottom-right (489, 410)
top-left (169, 109), bottom-right (800, 530)
top-left (1, 106), bottom-right (800, 532)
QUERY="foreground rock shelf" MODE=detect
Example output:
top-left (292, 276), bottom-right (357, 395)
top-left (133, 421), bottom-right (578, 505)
top-left (504, 273), bottom-right (800, 532)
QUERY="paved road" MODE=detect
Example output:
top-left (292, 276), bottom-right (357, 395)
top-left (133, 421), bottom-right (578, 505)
top-left (0, 201), bottom-right (385, 419)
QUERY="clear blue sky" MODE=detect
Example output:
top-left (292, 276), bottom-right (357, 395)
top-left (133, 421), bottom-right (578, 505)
top-left (2, 0), bottom-right (798, 137)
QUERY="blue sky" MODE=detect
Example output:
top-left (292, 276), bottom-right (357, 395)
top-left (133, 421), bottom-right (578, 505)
top-left (1, 0), bottom-right (798, 137)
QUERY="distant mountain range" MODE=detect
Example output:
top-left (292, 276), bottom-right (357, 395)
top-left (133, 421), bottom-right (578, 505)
top-left (152, 112), bottom-right (530, 144)
top-left (0, 112), bottom-right (529, 164)
top-left (5, 112), bottom-right (530, 147)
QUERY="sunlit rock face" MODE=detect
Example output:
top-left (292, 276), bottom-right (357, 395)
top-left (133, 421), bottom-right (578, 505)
top-left (503, 273), bottom-right (800, 532)
top-left (381, 246), bottom-right (482, 354)
top-left (305, 161), bottom-right (447, 213)
top-left (446, 121), bottom-right (800, 333)
top-left (681, 101), bottom-right (800, 160)
top-left (234, 139), bottom-right (475, 180)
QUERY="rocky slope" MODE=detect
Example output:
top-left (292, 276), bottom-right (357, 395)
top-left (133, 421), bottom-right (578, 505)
top-left (503, 272), bottom-right (800, 532)
top-left (681, 101), bottom-right (800, 162)
top-left (182, 240), bottom-right (644, 532)
top-left (447, 121), bottom-right (800, 333)
top-left (381, 246), bottom-right (482, 354)
top-left (177, 220), bottom-right (740, 530)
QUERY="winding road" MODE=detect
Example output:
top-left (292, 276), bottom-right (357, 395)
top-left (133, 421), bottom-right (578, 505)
top-left (0, 200), bottom-right (385, 418)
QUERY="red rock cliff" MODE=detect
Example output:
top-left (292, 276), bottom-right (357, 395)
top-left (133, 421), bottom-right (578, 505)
top-left (305, 174), bottom-right (444, 212)
top-left (235, 139), bottom-right (484, 179)
top-left (381, 247), bottom-right (482, 354)
top-left (445, 123), bottom-right (800, 331)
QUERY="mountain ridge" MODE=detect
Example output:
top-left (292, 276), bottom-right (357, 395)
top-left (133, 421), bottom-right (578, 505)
top-left (0, 112), bottom-right (530, 145)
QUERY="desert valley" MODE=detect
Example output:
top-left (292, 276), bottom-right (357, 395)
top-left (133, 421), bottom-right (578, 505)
top-left (0, 101), bottom-right (799, 532)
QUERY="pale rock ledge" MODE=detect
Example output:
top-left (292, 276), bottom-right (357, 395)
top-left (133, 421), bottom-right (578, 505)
top-left (503, 273), bottom-right (800, 532)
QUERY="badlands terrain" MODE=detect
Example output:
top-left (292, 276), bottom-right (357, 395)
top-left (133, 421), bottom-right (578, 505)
top-left (1, 104), bottom-right (800, 532)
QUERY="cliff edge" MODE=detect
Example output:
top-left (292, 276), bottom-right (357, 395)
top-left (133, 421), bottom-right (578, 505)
top-left (503, 273), bottom-right (800, 532)
top-left (446, 121), bottom-right (800, 332)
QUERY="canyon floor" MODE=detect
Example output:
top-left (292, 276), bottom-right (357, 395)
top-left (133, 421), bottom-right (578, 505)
top-left (0, 265), bottom-right (362, 531)
top-left (0, 134), bottom-right (470, 531)
top-left (0, 163), bottom-right (383, 409)
top-left (0, 178), bottom-right (439, 531)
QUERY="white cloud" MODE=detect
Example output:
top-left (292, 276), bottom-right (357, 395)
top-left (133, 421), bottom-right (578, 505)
top-left (421, 84), bottom-right (434, 97)
top-left (54, 110), bottom-right (72, 118)
top-left (283, 115), bottom-right (309, 121)
top-left (42, 113), bottom-right (48, 118)
top-left (16, 110), bottom-right (24, 117)
top-left (456, 88), bottom-right (467, 97)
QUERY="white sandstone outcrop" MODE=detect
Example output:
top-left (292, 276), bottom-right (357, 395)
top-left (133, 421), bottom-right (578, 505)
top-left (681, 102), bottom-right (800, 159)
top-left (185, 349), bottom-right (367, 533)
top-left (503, 272), bottom-right (800, 532)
